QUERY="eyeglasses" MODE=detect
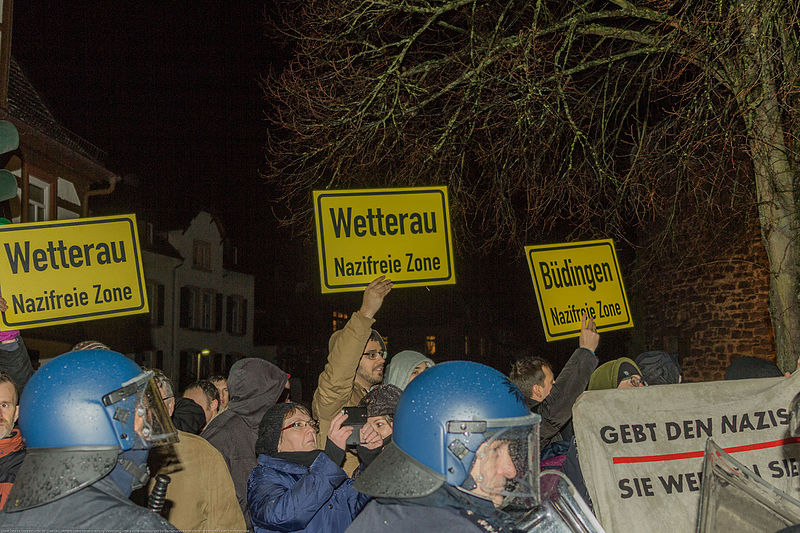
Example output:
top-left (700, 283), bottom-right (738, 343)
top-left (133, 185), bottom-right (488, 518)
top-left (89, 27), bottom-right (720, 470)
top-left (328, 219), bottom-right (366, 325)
top-left (362, 350), bottom-right (387, 361)
top-left (623, 375), bottom-right (647, 387)
top-left (281, 419), bottom-right (320, 433)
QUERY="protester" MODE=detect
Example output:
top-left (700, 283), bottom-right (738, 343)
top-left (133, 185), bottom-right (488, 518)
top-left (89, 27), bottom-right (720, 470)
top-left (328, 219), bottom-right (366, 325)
top-left (635, 351), bottom-right (682, 385)
top-left (0, 297), bottom-right (33, 395)
top-left (313, 275), bottom-right (392, 474)
top-left (247, 404), bottom-right (373, 533)
top-left (384, 350), bottom-right (434, 390)
top-left (724, 356), bottom-right (783, 380)
top-left (0, 372), bottom-right (23, 510)
top-left (210, 375), bottom-right (230, 411)
top-left (354, 384), bottom-right (402, 473)
top-left (562, 356), bottom-right (646, 508)
top-left (202, 357), bottom-right (288, 529)
top-left (0, 349), bottom-right (177, 531)
top-left (348, 361), bottom-right (539, 532)
top-left (171, 396), bottom-right (207, 435)
top-left (184, 380), bottom-right (221, 430)
top-left (509, 312), bottom-right (599, 453)
top-left (147, 369), bottom-right (247, 532)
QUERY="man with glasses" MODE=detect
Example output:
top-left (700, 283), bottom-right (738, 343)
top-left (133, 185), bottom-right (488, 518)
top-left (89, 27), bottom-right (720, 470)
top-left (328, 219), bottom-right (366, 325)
top-left (313, 275), bottom-right (392, 475)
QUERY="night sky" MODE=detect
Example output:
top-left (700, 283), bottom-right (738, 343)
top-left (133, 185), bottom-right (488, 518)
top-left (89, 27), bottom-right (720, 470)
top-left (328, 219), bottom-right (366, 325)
top-left (10, 2), bottom-right (278, 244)
top-left (7, 2), bottom-right (635, 367)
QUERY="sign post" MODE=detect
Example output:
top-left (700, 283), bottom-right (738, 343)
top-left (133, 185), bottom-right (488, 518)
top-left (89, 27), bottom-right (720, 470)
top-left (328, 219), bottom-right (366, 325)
top-left (313, 187), bottom-right (456, 293)
top-left (525, 239), bottom-right (633, 341)
top-left (0, 214), bottom-right (149, 329)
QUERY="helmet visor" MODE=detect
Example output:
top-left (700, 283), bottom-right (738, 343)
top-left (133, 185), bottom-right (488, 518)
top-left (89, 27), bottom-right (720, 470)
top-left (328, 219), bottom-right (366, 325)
top-left (105, 371), bottom-right (178, 447)
top-left (138, 373), bottom-right (178, 445)
top-left (469, 416), bottom-right (540, 510)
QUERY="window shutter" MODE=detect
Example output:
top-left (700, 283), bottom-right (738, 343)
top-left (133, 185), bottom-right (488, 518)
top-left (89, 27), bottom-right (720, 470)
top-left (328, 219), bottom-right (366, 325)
top-left (226, 296), bottom-right (233, 334)
top-left (179, 287), bottom-right (190, 328)
top-left (157, 284), bottom-right (165, 326)
top-left (215, 293), bottom-right (223, 331)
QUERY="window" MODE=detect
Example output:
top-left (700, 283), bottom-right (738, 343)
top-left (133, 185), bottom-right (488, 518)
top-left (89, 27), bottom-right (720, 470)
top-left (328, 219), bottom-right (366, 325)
top-left (27, 176), bottom-right (49, 221)
top-left (146, 281), bottom-right (165, 326)
top-left (193, 240), bottom-right (211, 270)
top-left (332, 311), bottom-right (349, 332)
top-left (426, 335), bottom-right (437, 356)
top-left (180, 286), bottom-right (221, 331)
top-left (200, 291), bottom-right (214, 330)
top-left (226, 296), bottom-right (247, 335)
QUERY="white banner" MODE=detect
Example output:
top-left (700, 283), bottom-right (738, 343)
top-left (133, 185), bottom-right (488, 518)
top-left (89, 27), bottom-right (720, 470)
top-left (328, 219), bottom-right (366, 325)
top-left (572, 372), bottom-right (800, 533)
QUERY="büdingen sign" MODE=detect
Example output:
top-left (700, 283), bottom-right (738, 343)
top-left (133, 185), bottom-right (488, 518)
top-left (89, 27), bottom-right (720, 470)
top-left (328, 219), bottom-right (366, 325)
top-left (0, 215), bottom-right (148, 329)
top-left (313, 187), bottom-right (455, 293)
top-left (525, 239), bottom-right (633, 341)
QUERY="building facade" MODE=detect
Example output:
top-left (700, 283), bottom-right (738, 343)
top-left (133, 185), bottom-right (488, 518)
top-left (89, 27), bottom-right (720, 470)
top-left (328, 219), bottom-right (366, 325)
top-left (140, 211), bottom-right (255, 391)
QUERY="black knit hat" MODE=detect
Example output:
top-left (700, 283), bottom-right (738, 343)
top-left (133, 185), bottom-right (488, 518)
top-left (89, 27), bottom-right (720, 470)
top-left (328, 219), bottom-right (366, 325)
top-left (358, 384), bottom-right (402, 418)
top-left (617, 361), bottom-right (642, 386)
top-left (255, 403), bottom-right (296, 456)
top-left (171, 397), bottom-right (206, 435)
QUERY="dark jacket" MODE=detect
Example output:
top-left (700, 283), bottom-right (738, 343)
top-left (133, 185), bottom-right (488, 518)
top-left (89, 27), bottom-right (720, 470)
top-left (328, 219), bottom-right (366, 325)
top-left (529, 347), bottom-right (598, 449)
top-left (202, 358), bottom-right (288, 529)
top-left (0, 430), bottom-right (24, 510)
top-left (248, 452), bottom-right (369, 533)
top-left (562, 436), bottom-right (592, 511)
top-left (0, 338), bottom-right (33, 394)
top-left (0, 475), bottom-right (177, 532)
top-left (346, 484), bottom-right (513, 533)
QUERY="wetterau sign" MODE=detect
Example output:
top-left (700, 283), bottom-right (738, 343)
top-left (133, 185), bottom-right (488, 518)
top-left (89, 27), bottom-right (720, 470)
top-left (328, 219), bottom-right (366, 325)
top-left (525, 239), bottom-right (632, 341)
top-left (313, 187), bottom-right (455, 293)
top-left (0, 215), bottom-right (148, 329)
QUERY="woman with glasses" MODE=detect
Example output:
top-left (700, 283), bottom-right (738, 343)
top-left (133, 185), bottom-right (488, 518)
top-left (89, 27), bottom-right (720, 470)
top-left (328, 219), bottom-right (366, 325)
top-left (247, 403), bottom-right (375, 533)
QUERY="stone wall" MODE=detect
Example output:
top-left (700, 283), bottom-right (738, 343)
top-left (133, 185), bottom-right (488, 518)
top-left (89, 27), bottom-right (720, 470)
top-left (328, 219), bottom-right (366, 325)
top-left (639, 225), bottom-right (775, 382)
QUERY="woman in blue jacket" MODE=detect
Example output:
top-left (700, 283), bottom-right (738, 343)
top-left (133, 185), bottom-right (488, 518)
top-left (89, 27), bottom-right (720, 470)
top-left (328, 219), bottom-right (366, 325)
top-left (247, 402), bottom-right (375, 533)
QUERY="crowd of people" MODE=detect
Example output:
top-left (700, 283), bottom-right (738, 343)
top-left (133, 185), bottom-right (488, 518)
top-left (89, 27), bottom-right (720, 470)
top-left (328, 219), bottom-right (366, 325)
top-left (0, 276), bottom-right (793, 532)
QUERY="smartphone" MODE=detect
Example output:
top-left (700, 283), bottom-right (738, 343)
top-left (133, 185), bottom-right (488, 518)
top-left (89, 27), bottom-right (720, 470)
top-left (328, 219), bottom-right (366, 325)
top-left (342, 406), bottom-right (368, 447)
top-left (341, 406), bottom-right (368, 426)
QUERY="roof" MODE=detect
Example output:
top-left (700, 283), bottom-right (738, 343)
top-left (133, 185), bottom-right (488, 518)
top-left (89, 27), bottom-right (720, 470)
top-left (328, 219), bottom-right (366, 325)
top-left (6, 56), bottom-right (107, 163)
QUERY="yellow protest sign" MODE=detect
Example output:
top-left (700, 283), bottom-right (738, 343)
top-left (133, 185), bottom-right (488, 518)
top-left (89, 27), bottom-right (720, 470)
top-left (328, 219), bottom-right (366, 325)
top-left (313, 187), bottom-right (455, 293)
top-left (0, 215), bottom-right (148, 329)
top-left (525, 239), bottom-right (633, 341)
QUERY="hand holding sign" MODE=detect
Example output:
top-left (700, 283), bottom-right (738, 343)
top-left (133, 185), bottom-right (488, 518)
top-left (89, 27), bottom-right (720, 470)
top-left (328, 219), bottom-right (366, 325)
top-left (360, 276), bottom-right (393, 319)
top-left (579, 311), bottom-right (600, 352)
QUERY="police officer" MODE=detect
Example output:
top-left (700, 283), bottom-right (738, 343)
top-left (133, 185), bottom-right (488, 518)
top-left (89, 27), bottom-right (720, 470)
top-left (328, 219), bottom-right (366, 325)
top-left (0, 348), bottom-right (179, 531)
top-left (347, 361), bottom-right (540, 533)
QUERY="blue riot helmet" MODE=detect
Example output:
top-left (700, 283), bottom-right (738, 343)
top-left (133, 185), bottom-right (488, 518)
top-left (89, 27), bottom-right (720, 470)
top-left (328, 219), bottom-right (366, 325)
top-left (354, 361), bottom-right (540, 507)
top-left (5, 349), bottom-right (177, 512)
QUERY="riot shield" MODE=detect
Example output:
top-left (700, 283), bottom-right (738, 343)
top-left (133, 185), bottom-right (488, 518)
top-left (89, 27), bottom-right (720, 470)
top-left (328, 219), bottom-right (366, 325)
top-left (697, 438), bottom-right (800, 533)
top-left (514, 470), bottom-right (606, 533)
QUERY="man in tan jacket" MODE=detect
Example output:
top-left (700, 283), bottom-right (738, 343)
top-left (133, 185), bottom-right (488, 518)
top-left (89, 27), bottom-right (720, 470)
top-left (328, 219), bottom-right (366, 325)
top-left (312, 275), bottom-right (392, 474)
top-left (149, 370), bottom-right (247, 532)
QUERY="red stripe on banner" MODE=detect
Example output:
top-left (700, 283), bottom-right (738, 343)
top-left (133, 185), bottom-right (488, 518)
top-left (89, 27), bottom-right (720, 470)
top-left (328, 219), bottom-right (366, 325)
top-left (612, 436), bottom-right (800, 464)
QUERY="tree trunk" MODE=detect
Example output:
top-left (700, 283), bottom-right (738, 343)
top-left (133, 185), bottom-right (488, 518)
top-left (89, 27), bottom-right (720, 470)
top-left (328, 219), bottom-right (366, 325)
top-left (747, 95), bottom-right (800, 371)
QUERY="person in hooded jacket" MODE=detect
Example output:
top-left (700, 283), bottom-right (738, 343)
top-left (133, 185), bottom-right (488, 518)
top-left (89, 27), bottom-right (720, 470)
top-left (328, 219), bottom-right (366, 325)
top-left (202, 358), bottom-right (288, 530)
top-left (247, 403), bottom-right (373, 533)
top-left (384, 351), bottom-right (434, 390)
top-left (353, 384), bottom-right (403, 474)
top-left (562, 357), bottom-right (646, 509)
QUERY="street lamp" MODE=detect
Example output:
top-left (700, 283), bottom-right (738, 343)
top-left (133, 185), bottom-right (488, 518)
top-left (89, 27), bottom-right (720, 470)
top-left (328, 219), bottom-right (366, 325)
top-left (196, 349), bottom-right (210, 380)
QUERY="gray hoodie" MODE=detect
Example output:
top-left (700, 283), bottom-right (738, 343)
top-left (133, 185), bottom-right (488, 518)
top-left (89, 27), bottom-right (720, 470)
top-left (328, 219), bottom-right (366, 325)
top-left (202, 358), bottom-right (287, 530)
top-left (384, 350), bottom-right (435, 390)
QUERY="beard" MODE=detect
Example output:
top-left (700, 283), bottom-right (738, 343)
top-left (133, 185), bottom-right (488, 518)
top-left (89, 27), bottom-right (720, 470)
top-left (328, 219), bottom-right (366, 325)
top-left (0, 418), bottom-right (14, 439)
top-left (357, 366), bottom-right (384, 386)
